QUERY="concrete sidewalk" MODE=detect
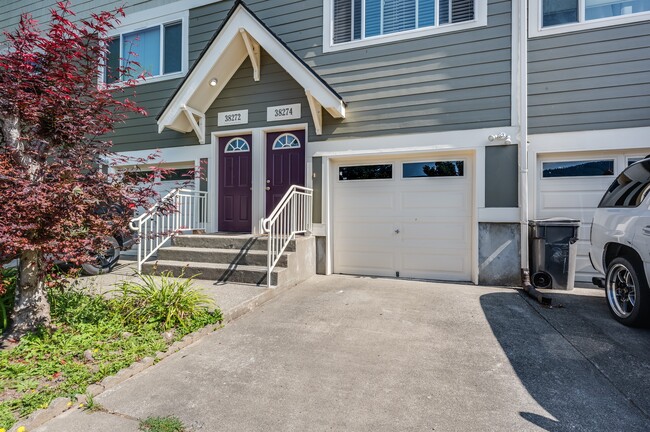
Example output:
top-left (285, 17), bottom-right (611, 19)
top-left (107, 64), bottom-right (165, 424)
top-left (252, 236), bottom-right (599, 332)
top-left (35, 275), bottom-right (650, 431)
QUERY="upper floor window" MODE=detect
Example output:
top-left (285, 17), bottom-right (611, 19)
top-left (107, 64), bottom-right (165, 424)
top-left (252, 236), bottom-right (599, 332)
top-left (102, 12), bottom-right (188, 85)
top-left (326, 0), bottom-right (486, 51)
top-left (531, 0), bottom-right (650, 36)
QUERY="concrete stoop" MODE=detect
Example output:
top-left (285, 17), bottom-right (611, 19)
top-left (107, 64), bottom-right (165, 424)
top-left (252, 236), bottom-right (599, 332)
top-left (141, 234), bottom-right (315, 287)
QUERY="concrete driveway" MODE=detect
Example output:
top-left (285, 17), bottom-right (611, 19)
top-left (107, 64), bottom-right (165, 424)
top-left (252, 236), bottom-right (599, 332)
top-left (36, 275), bottom-right (650, 431)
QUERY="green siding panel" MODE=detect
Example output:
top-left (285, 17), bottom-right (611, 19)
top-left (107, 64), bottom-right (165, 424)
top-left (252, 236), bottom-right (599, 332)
top-left (528, 21), bottom-right (650, 134)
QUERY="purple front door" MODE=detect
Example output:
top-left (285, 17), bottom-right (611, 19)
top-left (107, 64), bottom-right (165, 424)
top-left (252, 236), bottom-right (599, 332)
top-left (266, 130), bottom-right (306, 216)
top-left (218, 135), bottom-right (252, 232)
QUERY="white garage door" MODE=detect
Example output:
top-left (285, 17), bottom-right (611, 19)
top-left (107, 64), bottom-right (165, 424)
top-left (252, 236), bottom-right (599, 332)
top-left (537, 152), bottom-right (646, 283)
top-left (333, 155), bottom-right (473, 282)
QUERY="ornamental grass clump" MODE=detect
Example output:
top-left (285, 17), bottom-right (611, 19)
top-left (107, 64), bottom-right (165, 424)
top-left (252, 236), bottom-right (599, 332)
top-left (112, 272), bottom-right (218, 331)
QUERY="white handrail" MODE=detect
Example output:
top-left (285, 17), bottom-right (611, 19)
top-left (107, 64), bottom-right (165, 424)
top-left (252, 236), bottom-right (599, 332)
top-left (262, 185), bottom-right (313, 288)
top-left (130, 188), bottom-right (209, 271)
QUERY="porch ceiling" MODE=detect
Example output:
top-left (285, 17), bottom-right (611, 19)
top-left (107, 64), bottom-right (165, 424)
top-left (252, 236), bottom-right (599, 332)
top-left (156, 0), bottom-right (346, 143)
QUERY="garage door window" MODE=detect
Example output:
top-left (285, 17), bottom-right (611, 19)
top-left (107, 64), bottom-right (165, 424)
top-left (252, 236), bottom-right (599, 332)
top-left (403, 161), bottom-right (464, 178)
top-left (542, 160), bottom-right (614, 178)
top-left (339, 164), bottom-right (392, 181)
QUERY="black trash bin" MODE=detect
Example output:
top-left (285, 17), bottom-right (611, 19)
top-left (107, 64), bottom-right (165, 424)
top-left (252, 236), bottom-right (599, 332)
top-left (528, 218), bottom-right (581, 290)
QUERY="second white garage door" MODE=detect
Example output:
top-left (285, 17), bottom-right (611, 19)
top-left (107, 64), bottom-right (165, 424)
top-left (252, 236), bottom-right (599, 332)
top-left (536, 151), bottom-right (646, 283)
top-left (332, 155), bottom-right (473, 282)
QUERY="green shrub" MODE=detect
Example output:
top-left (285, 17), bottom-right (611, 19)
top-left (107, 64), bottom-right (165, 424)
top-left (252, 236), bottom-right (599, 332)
top-left (1, 267), bottom-right (18, 332)
top-left (112, 272), bottom-right (218, 331)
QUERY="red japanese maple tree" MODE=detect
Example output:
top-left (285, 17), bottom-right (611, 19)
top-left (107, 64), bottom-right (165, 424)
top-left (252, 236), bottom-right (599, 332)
top-left (0, 2), bottom-right (158, 338)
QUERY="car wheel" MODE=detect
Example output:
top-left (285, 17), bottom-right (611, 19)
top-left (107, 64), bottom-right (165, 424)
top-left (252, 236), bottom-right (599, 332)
top-left (605, 256), bottom-right (650, 327)
top-left (81, 236), bottom-right (120, 276)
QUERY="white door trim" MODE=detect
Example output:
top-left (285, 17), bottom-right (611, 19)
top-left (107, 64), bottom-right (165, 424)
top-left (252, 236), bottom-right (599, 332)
top-left (210, 123), bottom-right (308, 234)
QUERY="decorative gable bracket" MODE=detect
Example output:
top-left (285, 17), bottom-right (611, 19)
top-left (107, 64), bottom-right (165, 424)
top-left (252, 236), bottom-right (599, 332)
top-left (239, 29), bottom-right (260, 81)
top-left (181, 105), bottom-right (206, 144)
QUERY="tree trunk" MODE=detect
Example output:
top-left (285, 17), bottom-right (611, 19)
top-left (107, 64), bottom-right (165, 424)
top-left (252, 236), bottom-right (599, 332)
top-left (6, 250), bottom-right (52, 339)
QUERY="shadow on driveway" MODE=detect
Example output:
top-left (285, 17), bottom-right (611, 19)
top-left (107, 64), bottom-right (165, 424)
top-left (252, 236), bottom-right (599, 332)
top-left (480, 288), bottom-right (650, 431)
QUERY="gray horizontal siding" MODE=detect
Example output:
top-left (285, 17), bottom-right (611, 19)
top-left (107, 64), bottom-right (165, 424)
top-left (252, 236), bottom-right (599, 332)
top-left (188, 0), bottom-right (512, 142)
top-left (0, 0), bottom-right (185, 30)
top-left (528, 21), bottom-right (650, 134)
top-left (3, 0), bottom-right (512, 151)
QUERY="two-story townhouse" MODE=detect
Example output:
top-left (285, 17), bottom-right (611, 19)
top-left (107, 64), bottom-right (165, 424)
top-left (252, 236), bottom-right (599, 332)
top-left (1, 0), bottom-right (648, 287)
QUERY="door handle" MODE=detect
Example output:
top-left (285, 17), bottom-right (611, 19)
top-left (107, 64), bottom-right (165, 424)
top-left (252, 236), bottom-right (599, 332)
top-left (266, 187), bottom-right (270, 191)
top-left (266, 179), bottom-right (271, 184)
top-left (394, 229), bottom-right (400, 234)
top-left (643, 226), bottom-right (650, 236)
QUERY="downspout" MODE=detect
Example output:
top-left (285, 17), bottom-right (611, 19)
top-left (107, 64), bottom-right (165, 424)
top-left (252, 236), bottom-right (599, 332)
top-left (517, 2), bottom-right (550, 304)
top-left (518, 0), bottom-right (531, 284)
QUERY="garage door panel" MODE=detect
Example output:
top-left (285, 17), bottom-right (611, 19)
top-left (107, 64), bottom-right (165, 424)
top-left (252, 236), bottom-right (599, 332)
top-left (335, 251), bottom-right (395, 277)
top-left (401, 221), bottom-right (470, 243)
top-left (334, 221), bottom-right (395, 239)
top-left (400, 251), bottom-right (468, 280)
top-left (401, 189), bottom-right (468, 211)
top-left (540, 191), bottom-right (604, 211)
top-left (337, 189), bottom-right (396, 212)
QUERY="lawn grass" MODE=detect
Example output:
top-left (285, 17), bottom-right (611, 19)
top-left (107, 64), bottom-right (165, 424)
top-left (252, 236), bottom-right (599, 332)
top-left (0, 270), bottom-right (222, 430)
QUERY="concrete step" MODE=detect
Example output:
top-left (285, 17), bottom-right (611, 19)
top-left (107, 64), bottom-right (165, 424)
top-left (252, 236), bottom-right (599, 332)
top-left (172, 234), bottom-right (295, 252)
top-left (141, 260), bottom-right (283, 286)
top-left (157, 246), bottom-right (288, 268)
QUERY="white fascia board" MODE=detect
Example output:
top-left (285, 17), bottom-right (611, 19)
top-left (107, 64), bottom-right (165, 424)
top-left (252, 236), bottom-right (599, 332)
top-left (310, 126), bottom-right (519, 158)
top-left (237, 12), bottom-right (345, 118)
top-left (529, 127), bottom-right (650, 154)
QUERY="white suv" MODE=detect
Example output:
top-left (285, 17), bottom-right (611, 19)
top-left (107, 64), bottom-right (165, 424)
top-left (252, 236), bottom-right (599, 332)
top-left (590, 157), bottom-right (650, 327)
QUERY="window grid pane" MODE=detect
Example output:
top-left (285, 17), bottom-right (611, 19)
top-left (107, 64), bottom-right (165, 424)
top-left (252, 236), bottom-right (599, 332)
top-left (105, 37), bottom-right (120, 84)
top-left (403, 161), bottom-right (464, 178)
top-left (542, 160), bottom-right (615, 178)
top-left (164, 22), bottom-right (182, 74)
top-left (339, 164), bottom-right (393, 181)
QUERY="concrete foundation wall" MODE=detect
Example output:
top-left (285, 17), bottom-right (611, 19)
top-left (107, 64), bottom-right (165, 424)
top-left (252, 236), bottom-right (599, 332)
top-left (478, 223), bottom-right (521, 287)
top-left (284, 235), bottom-right (317, 286)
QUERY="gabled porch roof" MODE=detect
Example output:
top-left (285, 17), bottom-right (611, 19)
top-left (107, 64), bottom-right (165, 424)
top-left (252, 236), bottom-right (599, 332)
top-left (156, 0), bottom-right (346, 144)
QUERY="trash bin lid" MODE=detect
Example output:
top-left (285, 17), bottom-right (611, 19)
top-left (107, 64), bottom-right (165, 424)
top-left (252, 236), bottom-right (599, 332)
top-left (528, 217), bottom-right (581, 227)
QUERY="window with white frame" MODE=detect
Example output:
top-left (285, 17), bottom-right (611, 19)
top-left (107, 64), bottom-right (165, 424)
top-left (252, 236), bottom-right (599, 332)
top-left (532, 0), bottom-right (650, 35)
top-left (330, 0), bottom-right (481, 47)
top-left (104, 18), bottom-right (185, 84)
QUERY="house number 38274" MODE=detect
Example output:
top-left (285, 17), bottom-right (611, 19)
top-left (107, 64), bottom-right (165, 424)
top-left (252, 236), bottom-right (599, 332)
top-left (267, 104), bottom-right (301, 122)
top-left (275, 108), bottom-right (292, 117)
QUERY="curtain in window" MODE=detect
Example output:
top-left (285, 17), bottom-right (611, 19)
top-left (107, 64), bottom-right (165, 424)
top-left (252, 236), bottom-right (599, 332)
top-left (419, 0), bottom-right (436, 27)
top-left (383, 0), bottom-right (416, 34)
top-left (440, 0), bottom-right (475, 24)
top-left (123, 26), bottom-right (160, 78)
top-left (333, 0), bottom-right (353, 43)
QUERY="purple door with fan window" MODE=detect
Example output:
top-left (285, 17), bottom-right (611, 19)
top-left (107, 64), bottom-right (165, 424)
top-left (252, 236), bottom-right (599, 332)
top-left (218, 135), bottom-right (252, 232)
top-left (265, 130), bottom-right (305, 216)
